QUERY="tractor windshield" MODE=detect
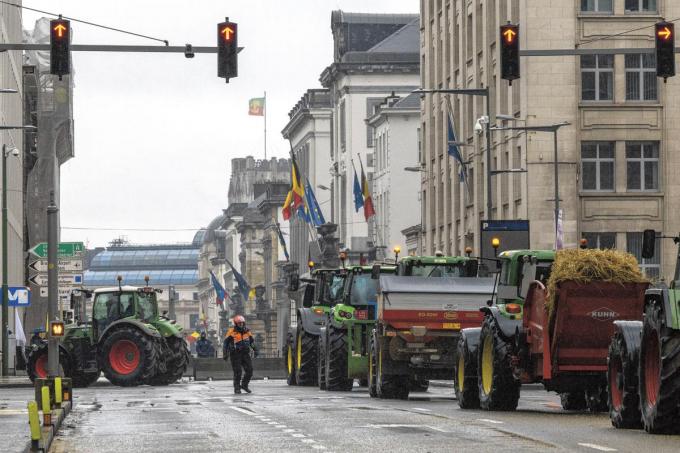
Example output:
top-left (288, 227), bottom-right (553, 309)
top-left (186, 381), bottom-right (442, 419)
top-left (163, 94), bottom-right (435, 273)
top-left (409, 263), bottom-right (465, 277)
top-left (327, 275), bottom-right (345, 303)
top-left (349, 274), bottom-right (378, 306)
top-left (137, 292), bottom-right (158, 322)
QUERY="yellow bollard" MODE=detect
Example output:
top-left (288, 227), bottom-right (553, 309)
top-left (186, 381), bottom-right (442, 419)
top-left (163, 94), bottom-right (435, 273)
top-left (41, 386), bottom-right (52, 426)
top-left (27, 400), bottom-right (41, 451)
top-left (54, 377), bottom-right (62, 407)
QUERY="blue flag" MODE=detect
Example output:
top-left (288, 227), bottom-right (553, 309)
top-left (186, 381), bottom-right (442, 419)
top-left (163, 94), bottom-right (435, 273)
top-left (226, 259), bottom-right (251, 302)
top-left (209, 271), bottom-right (226, 306)
top-left (447, 111), bottom-right (466, 182)
top-left (304, 179), bottom-right (326, 227)
top-left (353, 168), bottom-right (364, 212)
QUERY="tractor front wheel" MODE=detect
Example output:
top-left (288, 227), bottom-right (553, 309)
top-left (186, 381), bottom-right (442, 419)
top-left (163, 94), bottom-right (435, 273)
top-left (374, 333), bottom-right (409, 400)
top-left (99, 326), bottom-right (157, 387)
top-left (325, 324), bottom-right (353, 391)
top-left (608, 326), bottom-right (642, 428)
top-left (368, 333), bottom-right (377, 397)
top-left (455, 333), bottom-right (480, 409)
top-left (148, 337), bottom-right (189, 385)
top-left (285, 333), bottom-right (296, 386)
top-left (27, 343), bottom-right (69, 383)
top-left (295, 327), bottom-right (318, 386)
top-left (559, 392), bottom-right (587, 411)
top-left (639, 302), bottom-right (680, 434)
top-left (478, 317), bottom-right (520, 411)
top-left (318, 331), bottom-right (327, 390)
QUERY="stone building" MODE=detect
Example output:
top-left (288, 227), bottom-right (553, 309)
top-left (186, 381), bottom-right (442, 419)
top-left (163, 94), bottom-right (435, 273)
top-left (322, 11), bottom-right (421, 262)
top-left (420, 0), bottom-right (677, 279)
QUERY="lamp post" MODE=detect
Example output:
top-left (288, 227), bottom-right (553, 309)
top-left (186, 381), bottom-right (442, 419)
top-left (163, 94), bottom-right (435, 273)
top-left (490, 122), bottom-right (570, 249)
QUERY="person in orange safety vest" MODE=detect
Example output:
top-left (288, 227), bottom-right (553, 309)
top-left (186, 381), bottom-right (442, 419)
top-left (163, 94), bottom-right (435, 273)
top-left (223, 315), bottom-right (258, 394)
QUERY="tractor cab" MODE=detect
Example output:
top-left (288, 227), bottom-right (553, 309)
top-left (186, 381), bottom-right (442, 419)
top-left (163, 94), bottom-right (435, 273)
top-left (495, 250), bottom-right (555, 313)
top-left (91, 285), bottom-right (161, 340)
top-left (342, 266), bottom-right (395, 318)
top-left (397, 255), bottom-right (478, 278)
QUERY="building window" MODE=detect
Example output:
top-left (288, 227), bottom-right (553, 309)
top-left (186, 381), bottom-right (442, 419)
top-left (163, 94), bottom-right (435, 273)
top-left (339, 101), bottom-right (346, 151)
top-left (581, 55), bottom-right (614, 101)
top-left (625, 0), bottom-right (656, 13)
top-left (626, 142), bottom-right (659, 191)
top-left (192, 292), bottom-right (199, 301)
top-left (582, 232), bottom-right (616, 249)
top-left (625, 54), bottom-right (657, 101)
top-left (581, 0), bottom-right (613, 12)
top-left (581, 142), bottom-right (615, 191)
top-left (627, 232), bottom-right (660, 279)
top-left (366, 98), bottom-right (383, 147)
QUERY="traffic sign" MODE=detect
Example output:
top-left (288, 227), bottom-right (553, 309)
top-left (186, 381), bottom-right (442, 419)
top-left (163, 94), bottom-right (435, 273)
top-left (29, 273), bottom-right (83, 287)
top-left (28, 258), bottom-right (83, 273)
top-left (28, 241), bottom-right (84, 258)
top-left (0, 287), bottom-right (31, 307)
top-left (39, 286), bottom-right (77, 300)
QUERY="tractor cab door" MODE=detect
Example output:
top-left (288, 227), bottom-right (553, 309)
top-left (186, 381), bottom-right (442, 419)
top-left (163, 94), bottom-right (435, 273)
top-left (92, 292), bottom-right (136, 339)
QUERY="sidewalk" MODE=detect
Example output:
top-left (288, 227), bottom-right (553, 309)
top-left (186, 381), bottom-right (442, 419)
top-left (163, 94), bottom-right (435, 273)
top-left (0, 376), bottom-right (32, 388)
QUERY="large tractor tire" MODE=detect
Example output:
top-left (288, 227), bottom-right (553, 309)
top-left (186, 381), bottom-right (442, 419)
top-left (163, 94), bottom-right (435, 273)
top-left (373, 332), bottom-right (409, 400)
top-left (27, 344), bottom-right (69, 383)
top-left (409, 378), bottom-right (429, 392)
top-left (285, 333), bottom-right (297, 386)
top-left (455, 331), bottom-right (481, 409)
top-left (71, 370), bottom-right (101, 388)
top-left (325, 324), bottom-right (353, 391)
top-left (99, 326), bottom-right (158, 387)
top-left (148, 337), bottom-right (189, 386)
top-left (559, 392), bottom-right (587, 411)
top-left (368, 333), bottom-right (377, 397)
top-left (478, 317), bottom-right (520, 411)
top-left (295, 327), bottom-right (318, 386)
top-left (318, 332), bottom-right (327, 390)
top-left (586, 387), bottom-right (609, 413)
top-left (608, 323), bottom-right (643, 428)
top-left (639, 302), bottom-right (680, 434)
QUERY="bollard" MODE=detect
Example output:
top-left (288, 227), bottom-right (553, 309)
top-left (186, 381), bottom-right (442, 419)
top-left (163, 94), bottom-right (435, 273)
top-left (41, 386), bottom-right (52, 426)
top-left (54, 377), bottom-right (62, 408)
top-left (27, 401), bottom-right (41, 451)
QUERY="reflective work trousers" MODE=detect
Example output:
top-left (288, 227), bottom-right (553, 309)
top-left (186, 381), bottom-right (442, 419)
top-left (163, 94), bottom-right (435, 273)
top-left (230, 349), bottom-right (253, 388)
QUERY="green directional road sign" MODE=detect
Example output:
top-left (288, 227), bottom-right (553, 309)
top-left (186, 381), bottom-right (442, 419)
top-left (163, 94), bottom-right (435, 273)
top-left (29, 241), bottom-right (84, 258)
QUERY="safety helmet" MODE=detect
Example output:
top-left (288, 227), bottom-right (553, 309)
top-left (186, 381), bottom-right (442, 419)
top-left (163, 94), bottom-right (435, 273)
top-left (233, 315), bottom-right (246, 324)
top-left (200, 331), bottom-right (207, 339)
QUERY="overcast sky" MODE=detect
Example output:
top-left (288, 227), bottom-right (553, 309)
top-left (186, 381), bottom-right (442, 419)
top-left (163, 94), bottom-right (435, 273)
top-left (21, 1), bottom-right (417, 248)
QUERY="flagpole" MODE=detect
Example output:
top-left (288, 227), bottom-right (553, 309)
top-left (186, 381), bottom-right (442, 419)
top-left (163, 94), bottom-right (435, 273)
top-left (264, 91), bottom-right (267, 160)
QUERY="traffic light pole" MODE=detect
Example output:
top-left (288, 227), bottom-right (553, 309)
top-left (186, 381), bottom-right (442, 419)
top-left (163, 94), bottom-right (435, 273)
top-left (47, 192), bottom-right (59, 377)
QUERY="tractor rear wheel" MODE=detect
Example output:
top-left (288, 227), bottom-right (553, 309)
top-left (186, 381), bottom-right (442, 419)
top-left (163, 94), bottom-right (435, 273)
top-left (608, 327), bottom-right (642, 428)
top-left (455, 334), bottom-right (480, 409)
top-left (99, 326), bottom-right (157, 387)
top-left (318, 332), bottom-right (327, 390)
top-left (325, 324), bottom-right (353, 391)
top-left (478, 317), bottom-right (520, 411)
top-left (639, 302), bottom-right (680, 434)
top-left (374, 333), bottom-right (409, 400)
top-left (148, 337), bottom-right (189, 385)
top-left (559, 392), bottom-right (587, 411)
top-left (295, 327), bottom-right (318, 386)
top-left (27, 343), bottom-right (69, 383)
top-left (285, 333), bottom-right (296, 386)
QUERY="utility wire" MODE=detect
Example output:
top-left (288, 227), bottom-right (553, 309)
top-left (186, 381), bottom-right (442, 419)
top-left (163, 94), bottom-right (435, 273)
top-left (2, 0), bottom-right (169, 45)
top-left (578, 16), bottom-right (680, 47)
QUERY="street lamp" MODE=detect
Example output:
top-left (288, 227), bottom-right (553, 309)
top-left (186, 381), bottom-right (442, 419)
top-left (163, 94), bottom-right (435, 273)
top-left (490, 122), bottom-right (570, 249)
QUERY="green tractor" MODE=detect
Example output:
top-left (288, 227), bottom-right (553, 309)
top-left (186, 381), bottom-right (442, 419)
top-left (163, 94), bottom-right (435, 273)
top-left (27, 278), bottom-right (189, 387)
top-left (284, 267), bottom-right (347, 386)
top-left (608, 230), bottom-right (680, 433)
top-left (319, 264), bottom-right (395, 391)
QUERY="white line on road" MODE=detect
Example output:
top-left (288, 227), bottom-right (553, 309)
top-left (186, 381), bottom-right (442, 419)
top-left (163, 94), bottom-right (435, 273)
top-left (476, 418), bottom-right (504, 424)
top-left (412, 407), bottom-right (431, 412)
top-left (291, 433), bottom-right (306, 438)
top-left (229, 406), bottom-right (256, 415)
top-left (578, 443), bottom-right (617, 452)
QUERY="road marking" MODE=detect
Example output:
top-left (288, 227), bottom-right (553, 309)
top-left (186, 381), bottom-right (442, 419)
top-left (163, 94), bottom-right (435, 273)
top-left (275, 425), bottom-right (287, 428)
top-left (476, 418), bottom-right (504, 424)
top-left (229, 406), bottom-right (255, 415)
top-left (301, 438), bottom-right (316, 443)
top-left (578, 443), bottom-right (617, 452)
top-left (413, 407), bottom-right (431, 412)
top-left (283, 429), bottom-right (296, 433)
top-left (267, 421), bottom-right (278, 425)
top-left (311, 446), bottom-right (326, 450)
top-left (291, 433), bottom-right (306, 438)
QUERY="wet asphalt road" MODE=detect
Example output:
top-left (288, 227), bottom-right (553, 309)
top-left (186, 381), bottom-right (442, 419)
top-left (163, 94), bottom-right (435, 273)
top-left (3, 379), bottom-right (680, 452)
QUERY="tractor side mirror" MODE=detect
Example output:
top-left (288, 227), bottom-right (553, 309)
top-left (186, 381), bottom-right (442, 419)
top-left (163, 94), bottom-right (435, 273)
top-left (642, 229), bottom-right (656, 259)
top-left (288, 273), bottom-right (300, 292)
top-left (464, 259), bottom-right (478, 277)
top-left (371, 264), bottom-right (381, 280)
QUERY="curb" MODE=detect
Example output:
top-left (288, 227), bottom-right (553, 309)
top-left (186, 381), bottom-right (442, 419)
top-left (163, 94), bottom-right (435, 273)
top-left (24, 400), bottom-right (72, 453)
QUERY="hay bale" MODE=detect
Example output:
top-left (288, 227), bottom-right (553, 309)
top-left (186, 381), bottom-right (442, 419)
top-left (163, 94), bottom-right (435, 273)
top-left (545, 248), bottom-right (647, 317)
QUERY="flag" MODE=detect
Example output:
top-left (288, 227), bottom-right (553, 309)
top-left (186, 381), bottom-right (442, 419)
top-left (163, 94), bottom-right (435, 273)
top-left (248, 288), bottom-right (257, 301)
top-left (14, 309), bottom-right (26, 347)
top-left (282, 154), bottom-right (305, 221)
top-left (353, 166), bottom-right (364, 212)
top-left (226, 259), bottom-right (251, 302)
top-left (248, 97), bottom-right (265, 116)
top-left (359, 159), bottom-right (375, 220)
top-left (282, 190), bottom-right (293, 220)
top-left (445, 98), bottom-right (469, 185)
top-left (304, 178), bottom-right (326, 227)
top-left (210, 271), bottom-right (226, 306)
top-left (275, 223), bottom-right (290, 261)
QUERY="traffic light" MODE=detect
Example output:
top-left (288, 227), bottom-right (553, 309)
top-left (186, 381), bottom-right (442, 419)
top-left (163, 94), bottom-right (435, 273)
top-left (500, 23), bottom-right (520, 83)
top-left (217, 20), bottom-right (238, 82)
top-left (655, 21), bottom-right (675, 81)
top-left (50, 18), bottom-right (70, 79)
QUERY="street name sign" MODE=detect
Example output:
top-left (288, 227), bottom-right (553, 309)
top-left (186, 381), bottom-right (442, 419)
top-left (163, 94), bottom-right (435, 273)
top-left (28, 258), bottom-right (83, 273)
top-left (28, 241), bottom-right (84, 258)
top-left (29, 273), bottom-right (83, 287)
top-left (39, 286), bottom-right (78, 300)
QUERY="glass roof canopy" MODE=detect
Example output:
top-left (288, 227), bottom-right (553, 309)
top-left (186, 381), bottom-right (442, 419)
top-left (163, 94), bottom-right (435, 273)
top-left (84, 269), bottom-right (199, 287)
top-left (90, 248), bottom-right (199, 270)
